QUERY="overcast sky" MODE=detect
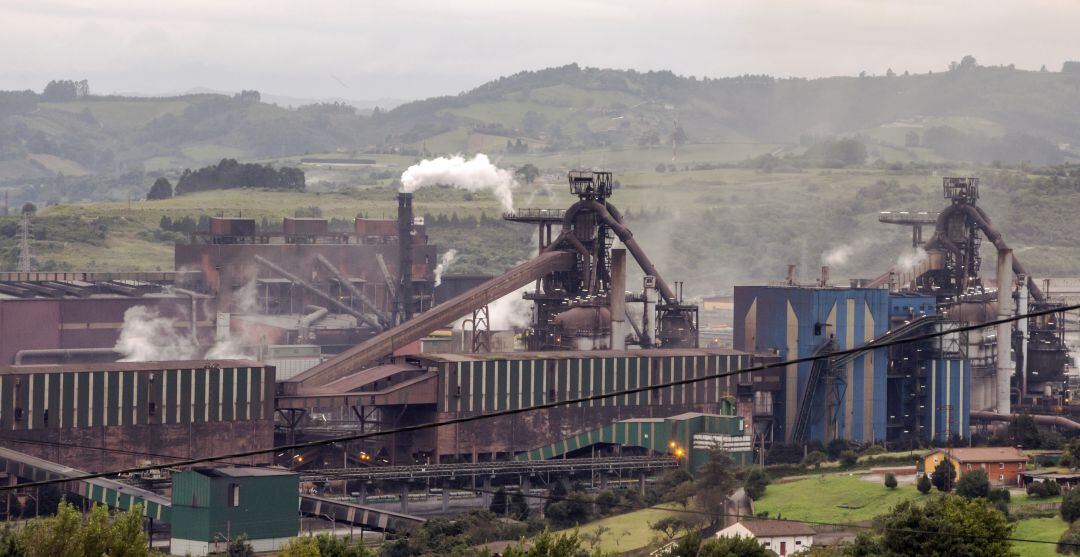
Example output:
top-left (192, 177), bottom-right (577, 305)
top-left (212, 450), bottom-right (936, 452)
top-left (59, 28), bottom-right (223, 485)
top-left (2, 0), bottom-right (1078, 102)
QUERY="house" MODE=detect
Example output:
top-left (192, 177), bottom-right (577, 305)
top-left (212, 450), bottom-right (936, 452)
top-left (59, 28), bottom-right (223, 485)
top-left (716, 519), bottom-right (815, 555)
top-left (170, 467), bottom-right (299, 556)
top-left (922, 447), bottom-right (1029, 486)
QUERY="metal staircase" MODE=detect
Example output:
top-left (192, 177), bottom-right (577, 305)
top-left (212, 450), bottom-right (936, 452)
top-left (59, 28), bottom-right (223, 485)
top-left (790, 338), bottom-right (837, 443)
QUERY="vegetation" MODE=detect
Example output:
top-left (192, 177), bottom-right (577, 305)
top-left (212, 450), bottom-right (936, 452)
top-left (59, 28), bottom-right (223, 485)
top-left (932, 459), bottom-right (956, 492)
top-left (803, 451), bottom-right (828, 469)
top-left (1028, 480), bottom-right (1062, 499)
top-left (830, 495), bottom-right (1016, 557)
top-left (667, 531), bottom-right (772, 557)
top-left (917, 474), bottom-right (933, 494)
top-left (884, 473), bottom-right (898, 489)
top-left (378, 510), bottom-right (528, 557)
top-left (743, 468), bottom-right (770, 500)
top-left (1061, 490), bottom-right (1080, 523)
top-left (146, 177), bottom-right (173, 200)
top-left (174, 158), bottom-right (304, 195)
top-left (957, 469), bottom-right (991, 499)
top-left (16, 500), bottom-right (156, 557)
top-left (753, 474), bottom-right (922, 523)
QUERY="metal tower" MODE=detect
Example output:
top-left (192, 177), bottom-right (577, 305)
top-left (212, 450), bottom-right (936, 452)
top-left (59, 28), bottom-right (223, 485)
top-left (17, 212), bottom-right (32, 272)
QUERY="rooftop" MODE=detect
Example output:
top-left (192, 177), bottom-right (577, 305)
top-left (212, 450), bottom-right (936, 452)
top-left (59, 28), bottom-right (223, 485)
top-left (1, 359), bottom-right (265, 375)
top-left (416, 347), bottom-right (748, 363)
top-left (729, 519), bottom-right (815, 537)
top-left (192, 466), bottom-right (296, 478)
top-left (931, 447), bottom-right (1028, 463)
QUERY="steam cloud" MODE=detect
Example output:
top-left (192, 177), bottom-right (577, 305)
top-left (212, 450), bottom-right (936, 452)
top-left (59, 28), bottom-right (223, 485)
top-left (433, 249), bottom-right (457, 287)
top-left (896, 247), bottom-right (928, 272)
top-left (488, 285), bottom-right (533, 330)
top-left (114, 306), bottom-right (201, 362)
top-left (821, 237), bottom-right (884, 268)
top-left (114, 305), bottom-right (253, 362)
top-left (400, 154), bottom-right (516, 213)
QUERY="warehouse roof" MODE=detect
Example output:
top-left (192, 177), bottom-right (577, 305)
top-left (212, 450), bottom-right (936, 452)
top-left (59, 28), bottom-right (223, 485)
top-left (416, 347), bottom-right (749, 363)
top-left (192, 466), bottom-right (296, 478)
top-left (0, 359), bottom-right (266, 374)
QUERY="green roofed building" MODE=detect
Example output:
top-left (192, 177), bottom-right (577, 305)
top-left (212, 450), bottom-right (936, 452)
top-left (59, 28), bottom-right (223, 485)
top-left (170, 467), bottom-right (299, 555)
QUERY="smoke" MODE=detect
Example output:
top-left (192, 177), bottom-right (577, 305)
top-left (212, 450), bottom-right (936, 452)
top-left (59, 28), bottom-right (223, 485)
top-left (896, 247), bottom-right (928, 272)
top-left (433, 249), bottom-right (457, 287)
top-left (114, 305), bottom-right (254, 362)
top-left (400, 153), bottom-right (516, 213)
top-left (821, 237), bottom-right (885, 268)
top-left (114, 306), bottom-right (201, 362)
top-left (232, 278), bottom-right (259, 314)
top-left (489, 286), bottom-right (533, 330)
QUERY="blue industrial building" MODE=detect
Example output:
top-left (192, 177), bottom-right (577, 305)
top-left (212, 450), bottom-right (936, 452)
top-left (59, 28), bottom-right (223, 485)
top-left (733, 286), bottom-right (968, 445)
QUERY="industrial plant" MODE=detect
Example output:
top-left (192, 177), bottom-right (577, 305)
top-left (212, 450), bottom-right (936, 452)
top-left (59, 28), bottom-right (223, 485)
top-left (0, 171), bottom-right (1074, 552)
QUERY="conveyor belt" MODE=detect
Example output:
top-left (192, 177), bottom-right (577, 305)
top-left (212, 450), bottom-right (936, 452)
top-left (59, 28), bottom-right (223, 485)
top-left (282, 250), bottom-right (576, 393)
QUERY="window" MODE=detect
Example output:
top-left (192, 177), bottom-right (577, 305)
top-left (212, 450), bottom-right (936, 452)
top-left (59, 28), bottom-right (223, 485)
top-left (999, 463), bottom-right (1005, 470)
top-left (999, 474), bottom-right (1004, 481)
top-left (796, 540), bottom-right (803, 545)
top-left (229, 483), bottom-right (240, 507)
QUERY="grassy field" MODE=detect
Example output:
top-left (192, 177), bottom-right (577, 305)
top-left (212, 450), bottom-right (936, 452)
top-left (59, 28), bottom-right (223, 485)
top-left (1013, 518), bottom-right (1068, 557)
top-left (754, 474), bottom-right (923, 523)
top-left (554, 505), bottom-right (679, 554)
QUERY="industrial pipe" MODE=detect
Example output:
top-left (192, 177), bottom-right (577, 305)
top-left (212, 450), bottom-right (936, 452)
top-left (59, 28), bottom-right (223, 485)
top-left (996, 249), bottom-right (1013, 416)
top-left (963, 205), bottom-right (1046, 301)
top-left (610, 249), bottom-right (627, 350)
top-left (569, 200), bottom-right (677, 304)
top-left (14, 348), bottom-right (122, 365)
top-left (970, 410), bottom-right (1080, 431)
top-left (299, 305), bottom-right (329, 342)
top-left (253, 255), bottom-right (383, 330)
top-left (314, 254), bottom-right (390, 327)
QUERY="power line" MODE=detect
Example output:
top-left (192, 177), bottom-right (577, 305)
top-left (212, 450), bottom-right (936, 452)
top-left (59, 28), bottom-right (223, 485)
top-left (3, 303), bottom-right (1077, 492)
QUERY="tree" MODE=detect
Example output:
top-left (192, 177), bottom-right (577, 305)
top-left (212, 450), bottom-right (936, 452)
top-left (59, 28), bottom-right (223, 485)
top-left (20, 203), bottom-right (36, 216)
top-left (695, 449), bottom-right (738, 526)
top-left (278, 536), bottom-right (320, 557)
top-left (803, 450), bottom-right (827, 469)
top-left (515, 163), bottom-right (540, 185)
top-left (917, 474), bottom-right (932, 494)
top-left (839, 450), bottom-right (859, 468)
top-left (503, 529), bottom-right (586, 557)
top-left (1059, 523), bottom-right (1080, 554)
top-left (146, 177), bottom-right (173, 200)
top-left (18, 500), bottom-right (152, 557)
top-left (932, 459), bottom-right (956, 492)
top-left (651, 516), bottom-right (691, 542)
top-left (959, 55), bottom-right (979, 70)
top-left (957, 468), bottom-right (991, 500)
top-left (884, 473), bottom-right (898, 489)
top-left (698, 535), bottom-right (773, 557)
top-left (227, 536), bottom-right (255, 557)
top-left (509, 490), bottom-right (530, 520)
top-left (314, 533), bottom-right (372, 557)
top-left (886, 68), bottom-right (896, 77)
top-left (875, 495), bottom-right (1015, 557)
top-left (490, 486), bottom-right (510, 516)
top-left (1062, 489), bottom-right (1080, 523)
top-left (744, 468), bottom-right (770, 500)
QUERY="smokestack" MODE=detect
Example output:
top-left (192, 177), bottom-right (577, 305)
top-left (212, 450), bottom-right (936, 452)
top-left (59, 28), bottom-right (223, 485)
top-left (786, 264), bottom-right (797, 286)
top-left (1017, 272), bottom-right (1028, 400)
top-left (610, 249), bottom-right (627, 350)
top-left (397, 192), bottom-right (414, 323)
top-left (996, 248), bottom-right (1013, 415)
top-left (819, 266), bottom-right (829, 287)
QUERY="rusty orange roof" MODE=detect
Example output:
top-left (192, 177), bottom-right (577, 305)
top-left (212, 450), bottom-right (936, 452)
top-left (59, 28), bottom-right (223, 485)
top-left (932, 447), bottom-right (1028, 463)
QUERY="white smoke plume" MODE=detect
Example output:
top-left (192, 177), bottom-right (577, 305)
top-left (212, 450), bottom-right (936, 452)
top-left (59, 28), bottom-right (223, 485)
top-left (232, 278), bottom-right (259, 314)
top-left (488, 286), bottom-right (533, 330)
top-left (433, 249), bottom-right (457, 287)
top-left (114, 305), bottom-right (254, 362)
top-left (400, 153), bottom-right (516, 213)
top-left (896, 247), bottom-right (929, 272)
top-left (821, 237), bottom-right (884, 268)
top-left (114, 306), bottom-right (201, 362)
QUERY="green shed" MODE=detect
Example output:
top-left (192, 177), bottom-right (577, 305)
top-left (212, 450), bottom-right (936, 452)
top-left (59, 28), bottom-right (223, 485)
top-left (170, 467), bottom-right (299, 556)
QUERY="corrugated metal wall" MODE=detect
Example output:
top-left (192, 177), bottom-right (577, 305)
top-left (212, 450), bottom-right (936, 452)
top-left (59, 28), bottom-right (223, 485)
top-left (0, 365), bottom-right (274, 431)
top-left (437, 353), bottom-right (750, 413)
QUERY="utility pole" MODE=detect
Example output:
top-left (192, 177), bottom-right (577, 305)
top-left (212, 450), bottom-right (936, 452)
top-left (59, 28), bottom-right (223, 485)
top-left (17, 211), bottom-right (33, 272)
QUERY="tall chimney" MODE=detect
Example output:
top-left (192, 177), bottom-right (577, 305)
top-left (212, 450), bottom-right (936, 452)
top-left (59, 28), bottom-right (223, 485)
top-left (996, 248), bottom-right (1013, 415)
top-left (610, 249), bottom-right (627, 350)
top-left (819, 266), bottom-right (829, 287)
top-left (397, 192), bottom-right (414, 323)
top-left (786, 264), bottom-right (797, 286)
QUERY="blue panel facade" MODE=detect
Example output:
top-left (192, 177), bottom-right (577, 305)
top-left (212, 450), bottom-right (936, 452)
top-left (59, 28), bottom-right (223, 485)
top-left (734, 286), bottom-right (891, 443)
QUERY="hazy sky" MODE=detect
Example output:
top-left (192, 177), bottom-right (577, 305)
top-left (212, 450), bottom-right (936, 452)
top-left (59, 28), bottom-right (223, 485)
top-left (2, 0), bottom-right (1078, 101)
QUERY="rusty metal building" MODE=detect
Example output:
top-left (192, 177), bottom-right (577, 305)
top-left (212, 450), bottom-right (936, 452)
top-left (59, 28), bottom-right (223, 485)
top-left (0, 359), bottom-right (275, 471)
top-left (0, 272), bottom-right (214, 365)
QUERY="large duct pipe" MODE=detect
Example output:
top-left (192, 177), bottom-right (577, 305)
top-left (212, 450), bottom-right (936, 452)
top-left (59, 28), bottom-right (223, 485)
top-left (996, 248), bottom-right (1014, 416)
top-left (610, 249), bottom-right (627, 350)
top-left (14, 348), bottom-right (121, 365)
top-left (314, 254), bottom-right (390, 327)
top-left (253, 255), bottom-right (382, 330)
top-left (1018, 279), bottom-right (1029, 399)
top-left (573, 200), bottom-right (677, 304)
top-left (961, 205), bottom-right (1045, 302)
top-left (971, 410), bottom-right (1080, 431)
top-left (299, 305), bottom-right (328, 342)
